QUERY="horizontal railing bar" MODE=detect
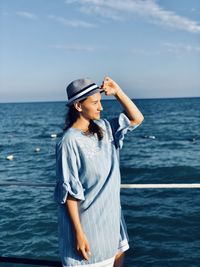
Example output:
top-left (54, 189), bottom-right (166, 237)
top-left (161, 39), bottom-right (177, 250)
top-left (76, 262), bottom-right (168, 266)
top-left (0, 182), bottom-right (200, 188)
top-left (121, 183), bottom-right (200, 188)
top-left (0, 256), bottom-right (62, 266)
top-left (0, 182), bottom-right (54, 187)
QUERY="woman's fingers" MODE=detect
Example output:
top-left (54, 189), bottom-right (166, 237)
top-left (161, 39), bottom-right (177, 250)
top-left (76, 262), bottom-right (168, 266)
top-left (102, 75), bottom-right (121, 96)
top-left (99, 81), bottom-right (105, 89)
top-left (103, 77), bottom-right (109, 87)
top-left (103, 76), bottom-right (114, 89)
top-left (76, 233), bottom-right (91, 261)
top-left (81, 247), bottom-right (89, 260)
top-left (85, 242), bottom-right (91, 256)
top-left (104, 76), bottom-right (110, 82)
top-left (76, 245), bottom-right (88, 260)
top-left (80, 245), bottom-right (91, 260)
top-left (101, 76), bottom-right (120, 96)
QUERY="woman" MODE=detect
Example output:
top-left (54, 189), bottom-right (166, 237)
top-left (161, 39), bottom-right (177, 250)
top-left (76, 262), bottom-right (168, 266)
top-left (54, 76), bottom-right (144, 267)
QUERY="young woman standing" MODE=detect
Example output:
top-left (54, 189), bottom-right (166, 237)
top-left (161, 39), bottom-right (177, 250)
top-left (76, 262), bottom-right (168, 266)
top-left (54, 76), bottom-right (144, 267)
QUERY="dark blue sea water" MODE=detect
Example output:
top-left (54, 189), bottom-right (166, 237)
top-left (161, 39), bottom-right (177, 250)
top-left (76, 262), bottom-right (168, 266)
top-left (0, 98), bottom-right (200, 267)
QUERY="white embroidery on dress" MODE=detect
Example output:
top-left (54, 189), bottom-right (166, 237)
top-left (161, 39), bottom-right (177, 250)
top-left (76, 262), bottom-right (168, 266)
top-left (76, 134), bottom-right (101, 159)
top-left (76, 130), bottom-right (113, 159)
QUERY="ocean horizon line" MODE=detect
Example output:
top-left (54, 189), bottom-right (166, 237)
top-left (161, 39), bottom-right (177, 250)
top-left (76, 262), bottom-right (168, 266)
top-left (0, 95), bottom-right (200, 104)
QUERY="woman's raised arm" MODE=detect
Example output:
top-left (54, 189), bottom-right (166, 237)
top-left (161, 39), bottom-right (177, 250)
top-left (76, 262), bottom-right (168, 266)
top-left (101, 76), bottom-right (144, 125)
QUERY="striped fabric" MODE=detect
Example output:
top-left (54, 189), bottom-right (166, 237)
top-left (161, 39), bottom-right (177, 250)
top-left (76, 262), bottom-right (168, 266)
top-left (54, 112), bottom-right (140, 266)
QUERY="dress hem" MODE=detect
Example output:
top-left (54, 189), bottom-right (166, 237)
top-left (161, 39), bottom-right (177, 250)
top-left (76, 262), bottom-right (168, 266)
top-left (62, 255), bottom-right (115, 267)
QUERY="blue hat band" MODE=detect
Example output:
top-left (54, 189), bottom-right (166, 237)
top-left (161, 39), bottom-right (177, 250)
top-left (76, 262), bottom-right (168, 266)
top-left (68, 83), bottom-right (99, 104)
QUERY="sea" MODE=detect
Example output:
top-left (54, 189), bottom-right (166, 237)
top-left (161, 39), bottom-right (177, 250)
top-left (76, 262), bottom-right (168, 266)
top-left (0, 98), bottom-right (200, 267)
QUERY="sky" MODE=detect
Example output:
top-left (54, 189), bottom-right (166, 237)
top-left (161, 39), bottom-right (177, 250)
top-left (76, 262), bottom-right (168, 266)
top-left (0, 0), bottom-right (200, 102)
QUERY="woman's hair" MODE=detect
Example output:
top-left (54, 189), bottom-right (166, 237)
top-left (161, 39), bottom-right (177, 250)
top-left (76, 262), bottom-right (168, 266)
top-left (64, 99), bottom-right (104, 141)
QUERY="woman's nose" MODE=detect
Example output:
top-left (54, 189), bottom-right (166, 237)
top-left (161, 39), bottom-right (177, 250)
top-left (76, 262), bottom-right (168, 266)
top-left (98, 102), bottom-right (103, 111)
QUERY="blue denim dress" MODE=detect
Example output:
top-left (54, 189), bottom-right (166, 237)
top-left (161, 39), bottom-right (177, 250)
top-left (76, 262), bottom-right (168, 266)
top-left (54, 112), bottom-right (139, 267)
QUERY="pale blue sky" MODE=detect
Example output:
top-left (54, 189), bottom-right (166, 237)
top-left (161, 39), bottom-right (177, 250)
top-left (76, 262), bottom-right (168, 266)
top-left (0, 0), bottom-right (200, 102)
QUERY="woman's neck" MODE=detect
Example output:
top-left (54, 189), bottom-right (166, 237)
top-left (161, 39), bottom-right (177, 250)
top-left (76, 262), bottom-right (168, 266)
top-left (72, 117), bottom-right (90, 131)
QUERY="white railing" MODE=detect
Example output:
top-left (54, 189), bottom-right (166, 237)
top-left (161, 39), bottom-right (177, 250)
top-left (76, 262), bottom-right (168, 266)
top-left (0, 182), bottom-right (200, 188)
top-left (121, 183), bottom-right (200, 188)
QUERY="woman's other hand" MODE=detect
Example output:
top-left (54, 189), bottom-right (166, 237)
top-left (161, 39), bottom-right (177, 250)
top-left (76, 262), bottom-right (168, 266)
top-left (100, 76), bottom-right (121, 96)
top-left (75, 231), bottom-right (91, 261)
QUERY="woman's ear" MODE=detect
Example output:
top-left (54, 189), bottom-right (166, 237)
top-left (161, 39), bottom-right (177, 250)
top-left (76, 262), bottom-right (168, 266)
top-left (74, 102), bottom-right (82, 112)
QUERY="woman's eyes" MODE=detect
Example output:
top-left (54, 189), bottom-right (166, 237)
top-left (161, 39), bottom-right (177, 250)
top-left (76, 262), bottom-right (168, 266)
top-left (92, 101), bottom-right (101, 105)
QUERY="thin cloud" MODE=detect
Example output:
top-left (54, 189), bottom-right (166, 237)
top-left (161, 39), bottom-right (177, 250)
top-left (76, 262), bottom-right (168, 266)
top-left (50, 44), bottom-right (98, 51)
top-left (65, 0), bottom-right (200, 33)
top-left (48, 15), bottom-right (97, 28)
top-left (163, 42), bottom-right (200, 53)
top-left (80, 6), bottom-right (123, 21)
top-left (65, 0), bottom-right (78, 3)
top-left (16, 11), bottom-right (38, 20)
top-left (131, 48), bottom-right (161, 55)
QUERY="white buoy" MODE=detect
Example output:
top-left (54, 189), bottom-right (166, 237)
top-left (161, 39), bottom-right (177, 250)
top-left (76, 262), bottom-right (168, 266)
top-left (143, 135), bottom-right (156, 139)
top-left (35, 147), bottom-right (40, 152)
top-left (6, 155), bottom-right (14, 160)
top-left (51, 134), bottom-right (57, 138)
top-left (149, 135), bottom-right (156, 139)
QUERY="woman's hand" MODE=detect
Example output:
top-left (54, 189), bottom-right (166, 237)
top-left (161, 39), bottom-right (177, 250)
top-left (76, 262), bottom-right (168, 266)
top-left (75, 231), bottom-right (91, 261)
top-left (100, 76), bottom-right (122, 96)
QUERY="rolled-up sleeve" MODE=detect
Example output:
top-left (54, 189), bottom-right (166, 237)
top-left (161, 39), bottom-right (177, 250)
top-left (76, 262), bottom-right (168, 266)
top-left (107, 112), bottom-right (140, 150)
top-left (54, 139), bottom-right (85, 204)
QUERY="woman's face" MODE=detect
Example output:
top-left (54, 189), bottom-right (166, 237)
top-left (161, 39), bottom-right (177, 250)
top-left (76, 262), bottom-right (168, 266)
top-left (79, 92), bottom-right (103, 120)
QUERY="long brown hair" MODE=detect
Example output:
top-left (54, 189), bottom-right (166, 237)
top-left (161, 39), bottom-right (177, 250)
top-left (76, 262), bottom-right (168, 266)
top-left (64, 99), bottom-right (104, 141)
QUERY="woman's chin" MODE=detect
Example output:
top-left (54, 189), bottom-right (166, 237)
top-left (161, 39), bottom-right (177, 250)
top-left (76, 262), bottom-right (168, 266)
top-left (94, 113), bottom-right (100, 119)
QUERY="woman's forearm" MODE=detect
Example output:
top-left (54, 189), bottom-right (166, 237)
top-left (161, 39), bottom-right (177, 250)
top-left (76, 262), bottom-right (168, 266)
top-left (66, 195), bottom-right (83, 235)
top-left (115, 88), bottom-right (144, 125)
top-left (66, 195), bottom-right (91, 260)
